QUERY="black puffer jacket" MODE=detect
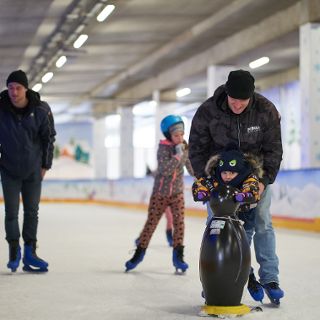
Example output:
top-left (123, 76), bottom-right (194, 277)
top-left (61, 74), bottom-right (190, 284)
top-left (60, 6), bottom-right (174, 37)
top-left (0, 89), bottom-right (56, 178)
top-left (189, 85), bottom-right (283, 187)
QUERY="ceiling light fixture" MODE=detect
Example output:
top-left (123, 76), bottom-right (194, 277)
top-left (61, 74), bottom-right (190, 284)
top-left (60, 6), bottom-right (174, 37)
top-left (97, 5), bottom-right (115, 22)
top-left (249, 56), bottom-right (270, 69)
top-left (42, 72), bottom-right (54, 83)
top-left (176, 87), bottom-right (191, 98)
top-left (56, 55), bottom-right (67, 68)
top-left (73, 34), bottom-right (88, 49)
top-left (32, 83), bottom-right (42, 92)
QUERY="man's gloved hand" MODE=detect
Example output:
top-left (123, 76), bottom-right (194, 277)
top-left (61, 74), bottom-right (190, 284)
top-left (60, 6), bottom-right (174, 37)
top-left (175, 143), bottom-right (185, 156)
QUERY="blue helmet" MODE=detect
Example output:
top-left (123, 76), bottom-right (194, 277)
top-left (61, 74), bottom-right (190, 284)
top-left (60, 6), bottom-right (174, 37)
top-left (160, 115), bottom-right (183, 140)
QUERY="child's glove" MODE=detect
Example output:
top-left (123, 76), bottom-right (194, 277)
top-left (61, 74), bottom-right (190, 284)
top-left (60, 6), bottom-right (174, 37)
top-left (234, 192), bottom-right (255, 204)
top-left (175, 143), bottom-right (185, 156)
top-left (192, 177), bottom-right (213, 202)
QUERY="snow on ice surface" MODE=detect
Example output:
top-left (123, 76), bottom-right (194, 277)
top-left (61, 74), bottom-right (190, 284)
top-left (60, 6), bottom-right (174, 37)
top-left (0, 203), bottom-right (319, 320)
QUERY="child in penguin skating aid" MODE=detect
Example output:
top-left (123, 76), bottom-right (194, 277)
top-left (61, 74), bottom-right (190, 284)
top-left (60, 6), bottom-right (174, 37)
top-left (193, 144), bottom-right (284, 309)
top-left (125, 115), bottom-right (194, 273)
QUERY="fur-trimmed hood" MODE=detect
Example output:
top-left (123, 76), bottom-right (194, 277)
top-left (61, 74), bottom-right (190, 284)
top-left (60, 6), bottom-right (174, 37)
top-left (205, 152), bottom-right (264, 179)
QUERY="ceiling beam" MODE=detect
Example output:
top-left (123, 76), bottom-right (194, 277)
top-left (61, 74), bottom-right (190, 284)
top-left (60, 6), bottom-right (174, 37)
top-left (85, 0), bottom-right (257, 98)
top-left (115, 2), bottom-right (307, 101)
top-left (255, 67), bottom-right (299, 91)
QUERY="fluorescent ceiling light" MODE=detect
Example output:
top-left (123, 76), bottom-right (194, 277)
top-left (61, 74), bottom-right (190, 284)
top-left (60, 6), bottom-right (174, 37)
top-left (73, 34), bottom-right (88, 49)
top-left (42, 72), bottom-right (53, 83)
top-left (176, 87), bottom-right (191, 98)
top-left (32, 83), bottom-right (42, 92)
top-left (56, 55), bottom-right (67, 68)
top-left (249, 56), bottom-right (270, 69)
top-left (97, 5), bottom-right (115, 22)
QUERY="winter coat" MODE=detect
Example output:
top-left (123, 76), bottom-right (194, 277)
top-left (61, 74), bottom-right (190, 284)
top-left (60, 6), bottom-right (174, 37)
top-left (152, 139), bottom-right (194, 197)
top-left (0, 89), bottom-right (56, 178)
top-left (189, 85), bottom-right (283, 187)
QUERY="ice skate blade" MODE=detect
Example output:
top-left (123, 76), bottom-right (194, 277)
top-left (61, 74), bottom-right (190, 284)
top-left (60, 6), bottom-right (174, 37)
top-left (174, 268), bottom-right (187, 275)
top-left (23, 265), bottom-right (48, 273)
top-left (264, 291), bottom-right (282, 306)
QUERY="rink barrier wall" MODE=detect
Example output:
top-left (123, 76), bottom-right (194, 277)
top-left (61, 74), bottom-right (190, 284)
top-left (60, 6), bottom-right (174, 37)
top-left (2, 197), bottom-right (319, 232)
top-left (0, 168), bottom-right (319, 233)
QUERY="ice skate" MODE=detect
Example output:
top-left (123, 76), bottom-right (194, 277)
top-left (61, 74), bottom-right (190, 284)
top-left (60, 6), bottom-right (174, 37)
top-left (263, 282), bottom-right (284, 305)
top-left (247, 273), bottom-right (264, 302)
top-left (125, 246), bottom-right (146, 272)
top-left (172, 245), bottom-right (188, 273)
top-left (7, 241), bottom-right (21, 272)
top-left (22, 243), bottom-right (49, 273)
top-left (166, 229), bottom-right (173, 247)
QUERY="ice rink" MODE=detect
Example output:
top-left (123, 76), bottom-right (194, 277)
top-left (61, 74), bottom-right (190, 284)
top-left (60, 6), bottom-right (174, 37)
top-left (0, 203), bottom-right (319, 320)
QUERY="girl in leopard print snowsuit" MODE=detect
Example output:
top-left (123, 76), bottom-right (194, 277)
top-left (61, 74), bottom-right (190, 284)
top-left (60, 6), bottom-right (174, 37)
top-left (125, 115), bottom-right (193, 272)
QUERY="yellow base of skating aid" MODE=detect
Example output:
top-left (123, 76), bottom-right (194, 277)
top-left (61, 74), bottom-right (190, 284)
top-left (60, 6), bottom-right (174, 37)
top-left (201, 304), bottom-right (251, 316)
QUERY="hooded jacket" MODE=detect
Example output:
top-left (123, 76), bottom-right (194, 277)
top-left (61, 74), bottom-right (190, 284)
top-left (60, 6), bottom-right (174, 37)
top-left (0, 89), bottom-right (56, 178)
top-left (189, 85), bottom-right (283, 187)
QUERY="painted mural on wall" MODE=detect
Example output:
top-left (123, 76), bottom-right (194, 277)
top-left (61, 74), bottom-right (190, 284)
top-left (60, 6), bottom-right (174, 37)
top-left (46, 121), bottom-right (94, 179)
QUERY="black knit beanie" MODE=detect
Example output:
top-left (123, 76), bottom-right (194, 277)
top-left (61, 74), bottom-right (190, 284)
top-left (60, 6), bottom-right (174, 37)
top-left (6, 70), bottom-right (29, 88)
top-left (225, 70), bottom-right (255, 99)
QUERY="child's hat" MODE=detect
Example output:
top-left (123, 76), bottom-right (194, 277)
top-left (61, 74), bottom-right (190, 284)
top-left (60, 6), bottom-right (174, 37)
top-left (217, 147), bottom-right (247, 174)
top-left (216, 143), bottom-right (252, 187)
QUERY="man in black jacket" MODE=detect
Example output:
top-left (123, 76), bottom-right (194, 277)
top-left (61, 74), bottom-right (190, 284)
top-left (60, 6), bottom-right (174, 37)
top-left (0, 70), bottom-right (56, 272)
top-left (189, 70), bottom-right (284, 304)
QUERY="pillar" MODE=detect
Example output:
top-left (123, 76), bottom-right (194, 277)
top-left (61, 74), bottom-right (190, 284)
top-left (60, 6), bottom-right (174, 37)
top-left (119, 106), bottom-right (134, 177)
top-left (300, 23), bottom-right (320, 167)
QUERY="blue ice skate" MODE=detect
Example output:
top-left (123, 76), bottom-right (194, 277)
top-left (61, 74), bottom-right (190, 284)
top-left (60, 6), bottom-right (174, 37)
top-left (125, 246), bottom-right (146, 272)
top-left (263, 282), bottom-right (284, 305)
top-left (7, 242), bottom-right (21, 272)
top-left (23, 244), bottom-right (49, 273)
top-left (247, 273), bottom-right (264, 302)
top-left (166, 229), bottom-right (173, 247)
top-left (173, 245), bottom-right (188, 273)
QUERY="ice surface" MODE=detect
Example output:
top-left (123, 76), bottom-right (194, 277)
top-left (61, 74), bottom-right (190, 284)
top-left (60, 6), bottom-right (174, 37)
top-left (0, 203), bottom-right (319, 320)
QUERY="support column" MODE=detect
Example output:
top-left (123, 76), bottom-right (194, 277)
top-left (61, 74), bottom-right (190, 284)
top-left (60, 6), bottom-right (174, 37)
top-left (153, 90), bottom-right (164, 144)
top-left (300, 23), bottom-right (320, 167)
top-left (207, 65), bottom-right (235, 98)
top-left (93, 118), bottom-right (107, 178)
top-left (119, 106), bottom-right (134, 177)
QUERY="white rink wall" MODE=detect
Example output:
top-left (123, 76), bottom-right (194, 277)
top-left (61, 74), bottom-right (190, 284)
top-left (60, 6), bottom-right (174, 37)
top-left (39, 169), bottom-right (320, 220)
top-left (1, 169), bottom-right (319, 230)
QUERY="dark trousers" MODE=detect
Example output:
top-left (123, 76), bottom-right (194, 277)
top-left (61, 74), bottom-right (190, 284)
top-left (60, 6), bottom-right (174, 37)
top-left (1, 170), bottom-right (42, 244)
top-left (238, 208), bottom-right (256, 233)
